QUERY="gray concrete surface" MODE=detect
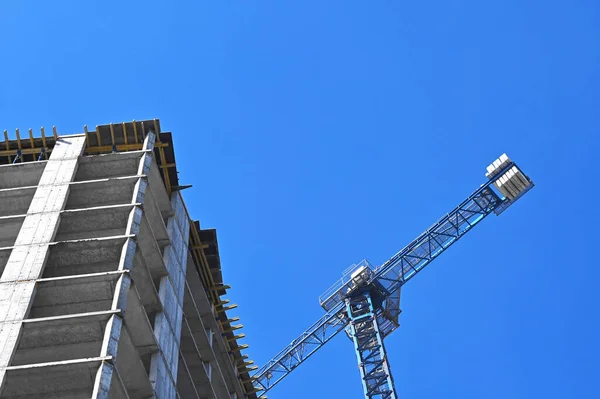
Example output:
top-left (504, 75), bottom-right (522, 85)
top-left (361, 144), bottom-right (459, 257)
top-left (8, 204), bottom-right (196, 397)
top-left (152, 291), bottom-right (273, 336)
top-left (0, 135), bottom-right (86, 394)
top-left (0, 131), bottom-right (248, 398)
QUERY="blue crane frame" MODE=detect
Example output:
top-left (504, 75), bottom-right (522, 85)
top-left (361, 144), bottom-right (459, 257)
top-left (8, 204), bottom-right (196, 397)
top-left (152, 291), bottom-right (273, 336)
top-left (251, 160), bottom-right (533, 397)
top-left (346, 291), bottom-right (398, 399)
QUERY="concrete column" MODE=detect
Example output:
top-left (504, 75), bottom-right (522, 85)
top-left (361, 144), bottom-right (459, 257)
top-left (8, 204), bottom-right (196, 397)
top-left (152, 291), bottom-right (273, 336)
top-left (92, 315), bottom-right (123, 398)
top-left (90, 132), bottom-right (155, 398)
top-left (0, 136), bottom-right (86, 392)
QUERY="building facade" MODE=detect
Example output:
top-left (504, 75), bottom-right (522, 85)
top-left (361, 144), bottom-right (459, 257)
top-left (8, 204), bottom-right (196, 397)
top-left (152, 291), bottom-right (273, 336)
top-left (0, 121), bottom-right (256, 398)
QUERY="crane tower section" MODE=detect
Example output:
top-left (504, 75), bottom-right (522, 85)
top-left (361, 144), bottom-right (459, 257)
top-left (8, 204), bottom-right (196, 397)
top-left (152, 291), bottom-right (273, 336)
top-left (252, 153), bottom-right (534, 399)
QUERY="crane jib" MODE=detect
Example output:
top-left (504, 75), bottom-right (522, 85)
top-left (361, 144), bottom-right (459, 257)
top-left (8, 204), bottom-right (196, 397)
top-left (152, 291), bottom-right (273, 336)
top-left (375, 161), bottom-right (513, 280)
top-left (371, 163), bottom-right (514, 297)
top-left (252, 159), bottom-right (533, 397)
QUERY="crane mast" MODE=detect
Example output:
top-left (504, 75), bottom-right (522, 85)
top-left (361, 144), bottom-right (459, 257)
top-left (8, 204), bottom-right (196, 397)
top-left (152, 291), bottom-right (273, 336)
top-left (252, 154), bottom-right (534, 398)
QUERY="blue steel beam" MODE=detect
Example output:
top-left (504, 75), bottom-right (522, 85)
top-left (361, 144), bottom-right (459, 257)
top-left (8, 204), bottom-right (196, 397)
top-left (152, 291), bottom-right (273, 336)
top-left (371, 184), bottom-right (502, 304)
top-left (251, 303), bottom-right (348, 393)
top-left (252, 161), bottom-right (533, 397)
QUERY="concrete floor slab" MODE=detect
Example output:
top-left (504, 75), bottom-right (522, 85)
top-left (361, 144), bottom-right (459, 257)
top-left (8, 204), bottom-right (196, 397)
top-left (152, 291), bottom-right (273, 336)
top-left (183, 289), bottom-right (214, 363)
top-left (148, 160), bottom-right (173, 218)
top-left (115, 323), bottom-right (154, 398)
top-left (124, 284), bottom-right (158, 357)
top-left (107, 367), bottom-right (130, 399)
top-left (185, 254), bottom-right (215, 320)
top-left (130, 249), bottom-right (161, 316)
top-left (181, 292), bottom-right (232, 399)
top-left (141, 185), bottom-right (170, 248)
top-left (180, 320), bottom-right (212, 391)
top-left (209, 324), bottom-right (243, 397)
top-left (137, 213), bottom-right (168, 279)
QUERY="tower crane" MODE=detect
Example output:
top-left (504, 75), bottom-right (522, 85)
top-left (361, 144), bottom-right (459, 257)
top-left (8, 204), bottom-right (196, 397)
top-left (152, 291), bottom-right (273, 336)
top-left (251, 154), bottom-right (534, 399)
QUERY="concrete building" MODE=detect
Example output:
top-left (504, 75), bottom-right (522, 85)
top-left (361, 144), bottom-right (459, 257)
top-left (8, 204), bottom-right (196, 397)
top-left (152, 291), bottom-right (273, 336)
top-left (0, 121), bottom-right (257, 398)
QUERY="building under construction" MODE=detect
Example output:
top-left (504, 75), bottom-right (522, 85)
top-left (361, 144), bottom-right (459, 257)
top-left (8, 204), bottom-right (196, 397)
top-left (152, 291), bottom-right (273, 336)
top-left (0, 120), bottom-right (257, 398)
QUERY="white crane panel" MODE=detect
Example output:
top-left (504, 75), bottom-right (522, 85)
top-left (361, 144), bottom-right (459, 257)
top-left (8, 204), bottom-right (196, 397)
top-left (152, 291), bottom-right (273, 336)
top-left (486, 154), bottom-right (532, 200)
top-left (485, 153), bottom-right (511, 179)
top-left (496, 175), bottom-right (513, 199)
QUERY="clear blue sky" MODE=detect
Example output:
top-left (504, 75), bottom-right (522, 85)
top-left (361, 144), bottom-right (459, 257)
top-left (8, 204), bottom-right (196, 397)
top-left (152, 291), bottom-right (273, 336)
top-left (1, 1), bottom-right (598, 398)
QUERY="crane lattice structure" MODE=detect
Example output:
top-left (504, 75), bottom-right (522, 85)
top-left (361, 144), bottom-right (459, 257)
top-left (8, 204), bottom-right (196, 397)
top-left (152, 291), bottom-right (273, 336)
top-left (251, 154), bottom-right (534, 399)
